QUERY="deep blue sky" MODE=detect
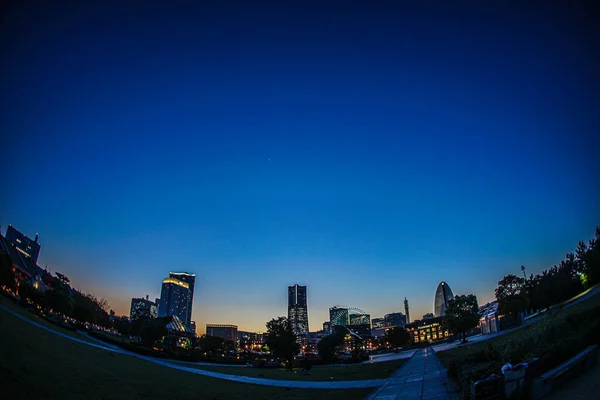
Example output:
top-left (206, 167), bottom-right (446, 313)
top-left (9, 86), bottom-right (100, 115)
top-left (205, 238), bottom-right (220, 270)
top-left (2, 1), bottom-right (599, 333)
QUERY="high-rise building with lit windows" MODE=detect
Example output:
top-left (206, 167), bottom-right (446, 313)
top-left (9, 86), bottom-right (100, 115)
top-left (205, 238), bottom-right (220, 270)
top-left (158, 275), bottom-right (192, 326)
top-left (169, 272), bottom-right (195, 327)
top-left (288, 284), bottom-right (309, 335)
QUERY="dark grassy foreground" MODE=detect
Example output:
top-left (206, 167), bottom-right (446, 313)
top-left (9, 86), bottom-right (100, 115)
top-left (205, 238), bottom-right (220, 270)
top-left (436, 291), bottom-right (600, 399)
top-left (188, 358), bottom-right (406, 381)
top-left (0, 303), bottom-right (372, 400)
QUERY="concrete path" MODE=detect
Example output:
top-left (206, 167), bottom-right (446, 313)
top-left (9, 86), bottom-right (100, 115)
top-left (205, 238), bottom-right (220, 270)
top-left (363, 350), bottom-right (417, 364)
top-left (365, 347), bottom-right (459, 400)
top-left (1, 304), bottom-right (385, 389)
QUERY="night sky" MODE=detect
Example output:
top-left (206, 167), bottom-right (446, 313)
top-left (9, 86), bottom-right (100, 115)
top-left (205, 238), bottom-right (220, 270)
top-left (2, 1), bottom-right (599, 333)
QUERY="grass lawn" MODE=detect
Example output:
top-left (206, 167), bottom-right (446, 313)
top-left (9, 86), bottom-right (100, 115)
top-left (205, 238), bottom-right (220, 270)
top-left (188, 359), bottom-right (406, 381)
top-left (436, 290), bottom-right (600, 368)
top-left (0, 304), bottom-right (372, 400)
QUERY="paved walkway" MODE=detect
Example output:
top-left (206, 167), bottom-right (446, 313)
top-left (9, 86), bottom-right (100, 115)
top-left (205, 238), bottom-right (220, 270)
top-left (1, 304), bottom-right (385, 389)
top-left (364, 350), bottom-right (417, 364)
top-left (366, 347), bottom-right (459, 400)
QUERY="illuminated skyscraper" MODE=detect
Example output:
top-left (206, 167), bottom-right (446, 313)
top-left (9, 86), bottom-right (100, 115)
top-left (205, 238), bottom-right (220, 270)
top-left (158, 275), bottom-right (192, 326)
top-left (169, 272), bottom-right (195, 327)
top-left (288, 284), bottom-right (308, 335)
top-left (434, 281), bottom-right (455, 317)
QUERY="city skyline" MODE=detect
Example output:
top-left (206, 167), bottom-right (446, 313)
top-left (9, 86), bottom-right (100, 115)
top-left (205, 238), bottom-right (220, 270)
top-left (2, 3), bottom-right (599, 334)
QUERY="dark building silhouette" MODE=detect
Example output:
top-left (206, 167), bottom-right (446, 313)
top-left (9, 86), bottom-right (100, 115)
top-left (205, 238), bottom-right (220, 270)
top-left (5, 225), bottom-right (41, 264)
top-left (384, 312), bottom-right (407, 328)
top-left (404, 297), bottom-right (410, 323)
top-left (288, 284), bottom-right (309, 334)
top-left (206, 324), bottom-right (238, 343)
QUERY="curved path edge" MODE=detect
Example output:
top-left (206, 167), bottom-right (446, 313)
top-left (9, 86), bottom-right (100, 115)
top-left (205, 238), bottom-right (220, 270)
top-left (1, 304), bottom-right (385, 389)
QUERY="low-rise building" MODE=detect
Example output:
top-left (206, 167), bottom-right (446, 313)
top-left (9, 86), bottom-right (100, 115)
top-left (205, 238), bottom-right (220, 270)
top-left (130, 296), bottom-right (157, 320)
top-left (206, 324), bottom-right (238, 344)
top-left (405, 316), bottom-right (449, 344)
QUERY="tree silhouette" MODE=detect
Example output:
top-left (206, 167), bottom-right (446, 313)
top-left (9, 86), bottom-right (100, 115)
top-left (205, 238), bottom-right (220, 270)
top-left (384, 326), bottom-right (410, 348)
top-left (317, 331), bottom-right (344, 363)
top-left (443, 294), bottom-right (479, 343)
top-left (265, 316), bottom-right (299, 370)
top-left (495, 274), bottom-right (528, 318)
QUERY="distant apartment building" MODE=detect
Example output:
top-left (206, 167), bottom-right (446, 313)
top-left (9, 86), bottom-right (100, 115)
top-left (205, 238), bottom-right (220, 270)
top-left (323, 321), bottom-right (331, 333)
top-left (206, 324), bottom-right (238, 343)
top-left (423, 313), bottom-right (434, 320)
top-left (158, 275), bottom-right (192, 326)
top-left (130, 296), bottom-right (157, 319)
top-left (371, 318), bottom-right (385, 329)
top-left (384, 312), bottom-right (407, 328)
top-left (288, 284), bottom-right (309, 335)
top-left (238, 331), bottom-right (266, 350)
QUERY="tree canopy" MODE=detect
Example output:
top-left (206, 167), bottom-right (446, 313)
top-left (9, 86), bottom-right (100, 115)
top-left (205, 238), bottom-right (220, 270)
top-left (265, 316), bottom-right (299, 369)
top-left (317, 331), bottom-right (345, 363)
top-left (498, 227), bottom-right (600, 317)
top-left (443, 294), bottom-right (479, 343)
top-left (384, 326), bottom-right (410, 348)
top-left (495, 274), bottom-right (528, 318)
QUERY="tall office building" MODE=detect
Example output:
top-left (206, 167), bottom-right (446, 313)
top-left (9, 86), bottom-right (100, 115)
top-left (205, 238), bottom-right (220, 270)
top-left (404, 297), bottom-right (410, 324)
top-left (169, 272), bottom-right (195, 327)
top-left (5, 225), bottom-right (41, 264)
top-left (434, 281), bottom-right (455, 317)
top-left (158, 275), bottom-right (191, 326)
top-left (288, 284), bottom-right (309, 335)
